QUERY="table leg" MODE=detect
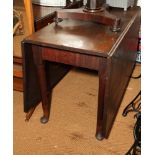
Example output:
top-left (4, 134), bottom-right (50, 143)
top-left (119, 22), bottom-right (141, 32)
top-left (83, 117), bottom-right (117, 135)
top-left (25, 106), bottom-right (36, 122)
top-left (96, 60), bottom-right (107, 140)
top-left (36, 64), bottom-right (51, 124)
top-left (32, 46), bottom-right (51, 124)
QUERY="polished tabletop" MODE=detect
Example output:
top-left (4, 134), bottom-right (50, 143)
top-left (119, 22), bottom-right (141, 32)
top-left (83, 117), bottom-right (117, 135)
top-left (25, 7), bottom-right (140, 57)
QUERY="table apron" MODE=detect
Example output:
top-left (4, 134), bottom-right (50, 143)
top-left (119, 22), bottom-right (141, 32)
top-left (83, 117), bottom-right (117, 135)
top-left (41, 47), bottom-right (104, 71)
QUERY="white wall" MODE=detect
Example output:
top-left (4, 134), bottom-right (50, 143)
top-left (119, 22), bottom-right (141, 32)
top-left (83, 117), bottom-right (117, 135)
top-left (137, 0), bottom-right (141, 6)
top-left (32, 0), bottom-right (66, 6)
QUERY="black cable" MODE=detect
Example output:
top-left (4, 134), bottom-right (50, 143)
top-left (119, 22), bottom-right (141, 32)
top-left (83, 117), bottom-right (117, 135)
top-left (122, 91), bottom-right (141, 117)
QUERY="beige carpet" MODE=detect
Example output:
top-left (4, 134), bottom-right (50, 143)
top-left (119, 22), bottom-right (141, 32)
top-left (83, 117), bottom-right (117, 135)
top-left (13, 65), bottom-right (140, 155)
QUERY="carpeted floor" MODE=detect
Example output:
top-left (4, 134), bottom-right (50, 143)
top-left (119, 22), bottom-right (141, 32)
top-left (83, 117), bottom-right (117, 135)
top-left (13, 65), bottom-right (140, 155)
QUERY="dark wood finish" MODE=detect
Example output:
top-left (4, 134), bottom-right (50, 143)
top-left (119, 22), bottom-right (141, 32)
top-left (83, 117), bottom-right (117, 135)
top-left (42, 47), bottom-right (101, 70)
top-left (25, 106), bottom-right (36, 122)
top-left (103, 14), bottom-right (141, 137)
top-left (14, 5), bottom-right (70, 91)
top-left (96, 58), bottom-right (108, 140)
top-left (22, 7), bottom-right (140, 140)
top-left (13, 56), bottom-right (23, 64)
top-left (13, 77), bottom-right (23, 92)
top-left (32, 5), bottom-right (60, 31)
top-left (55, 8), bottom-right (120, 32)
top-left (22, 42), bottom-right (71, 112)
top-left (32, 45), bottom-right (51, 123)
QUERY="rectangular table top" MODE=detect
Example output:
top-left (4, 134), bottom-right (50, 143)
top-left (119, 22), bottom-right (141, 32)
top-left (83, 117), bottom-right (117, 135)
top-left (24, 7), bottom-right (140, 57)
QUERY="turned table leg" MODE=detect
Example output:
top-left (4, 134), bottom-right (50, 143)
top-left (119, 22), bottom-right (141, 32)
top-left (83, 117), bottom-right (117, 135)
top-left (37, 64), bottom-right (51, 123)
top-left (32, 46), bottom-right (51, 124)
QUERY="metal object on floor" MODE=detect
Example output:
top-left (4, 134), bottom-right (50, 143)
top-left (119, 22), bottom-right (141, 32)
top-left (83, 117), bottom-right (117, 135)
top-left (122, 91), bottom-right (141, 116)
top-left (123, 88), bottom-right (141, 154)
top-left (125, 112), bottom-right (141, 155)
